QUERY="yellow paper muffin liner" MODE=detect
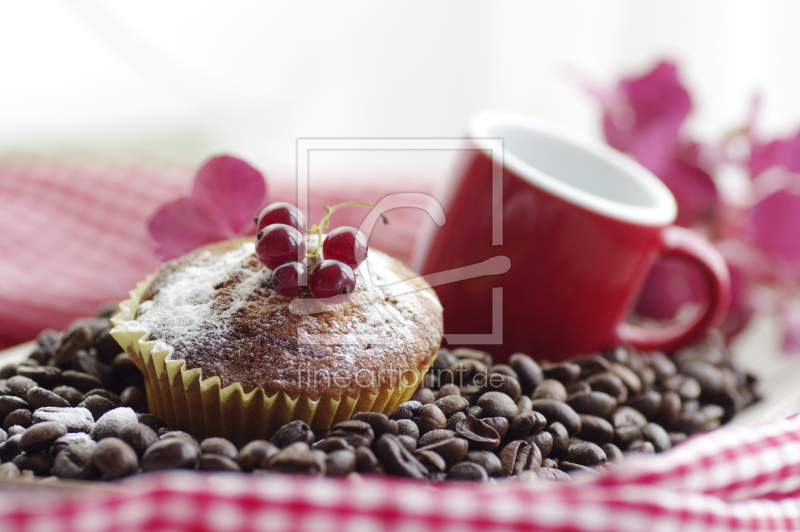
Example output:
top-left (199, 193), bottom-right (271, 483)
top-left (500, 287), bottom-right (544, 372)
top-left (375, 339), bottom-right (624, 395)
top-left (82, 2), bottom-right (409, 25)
top-left (110, 276), bottom-right (434, 446)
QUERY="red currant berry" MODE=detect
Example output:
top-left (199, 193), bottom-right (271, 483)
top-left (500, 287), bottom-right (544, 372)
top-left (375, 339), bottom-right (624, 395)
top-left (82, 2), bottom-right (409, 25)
top-left (322, 226), bottom-right (368, 269)
top-left (310, 260), bottom-right (356, 298)
top-left (256, 224), bottom-right (306, 270)
top-left (270, 261), bottom-right (307, 298)
top-left (256, 202), bottom-right (307, 233)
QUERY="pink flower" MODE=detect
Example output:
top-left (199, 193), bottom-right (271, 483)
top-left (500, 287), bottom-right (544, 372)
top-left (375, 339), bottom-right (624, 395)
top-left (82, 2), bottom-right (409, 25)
top-left (749, 129), bottom-right (800, 179)
top-left (148, 155), bottom-right (268, 261)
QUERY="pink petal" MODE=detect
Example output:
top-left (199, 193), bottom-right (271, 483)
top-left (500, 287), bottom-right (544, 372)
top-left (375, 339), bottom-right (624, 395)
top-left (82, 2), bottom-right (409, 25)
top-left (634, 256), bottom-right (707, 321)
top-left (748, 186), bottom-right (800, 272)
top-left (779, 300), bottom-right (800, 352)
top-left (656, 143), bottom-right (720, 229)
top-left (749, 130), bottom-right (800, 179)
top-left (192, 155), bottom-right (267, 235)
top-left (148, 197), bottom-right (231, 261)
top-left (718, 262), bottom-right (754, 340)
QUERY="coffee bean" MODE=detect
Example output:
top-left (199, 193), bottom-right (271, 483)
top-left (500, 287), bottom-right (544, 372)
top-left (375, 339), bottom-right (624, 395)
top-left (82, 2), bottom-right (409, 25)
top-left (398, 434), bottom-right (417, 452)
top-left (0, 396), bottom-right (29, 422)
top-left (4, 409), bottom-right (33, 431)
top-left (313, 437), bottom-right (353, 453)
top-left (19, 422), bottom-right (67, 453)
top-left (395, 419), bottom-right (419, 440)
top-left (120, 387), bottom-right (146, 411)
top-left (559, 461), bottom-right (599, 476)
top-left (542, 363), bottom-right (581, 384)
top-left (6, 424), bottom-right (24, 436)
top-left (530, 399), bottom-right (581, 436)
top-left (466, 405), bottom-right (482, 417)
top-left (435, 384), bottom-right (461, 399)
top-left (418, 429), bottom-right (457, 448)
top-left (93, 438), bottom-right (138, 479)
top-left (85, 389), bottom-right (121, 404)
top-left (51, 386), bottom-right (84, 407)
top-left (355, 446), bottom-right (380, 473)
top-left (623, 390), bottom-right (662, 419)
top-left (446, 411), bottom-right (467, 432)
top-left (509, 353), bottom-right (543, 394)
top-left (390, 401), bottom-right (423, 421)
top-left (271, 420), bottom-right (314, 448)
top-left (14, 451), bottom-right (55, 475)
top-left (477, 392), bottom-right (518, 419)
top-left (199, 454), bottom-right (242, 472)
top-left (656, 391), bottom-right (682, 424)
top-left (27, 387), bottom-right (70, 409)
top-left (646, 352), bottom-right (677, 382)
top-left (515, 395), bottom-right (533, 415)
top-left (465, 450), bottom-right (502, 476)
top-left (136, 413), bottom-right (169, 434)
top-left (700, 404), bottom-right (726, 423)
top-left (73, 349), bottom-right (111, 383)
top-left (269, 442), bottom-right (325, 475)
top-left (0, 462), bottom-right (20, 479)
top-left (535, 467), bottom-right (572, 482)
top-left (78, 395), bottom-right (117, 421)
top-left (325, 449), bottom-right (357, 476)
top-left (53, 433), bottom-right (96, 455)
top-left (17, 365), bottom-right (62, 389)
top-left (238, 440), bottom-right (280, 471)
top-left (200, 437), bottom-right (238, 460)
top-left (414, 404), bottom-right (447, 435)
top-left (142, 438), bottom-right (199, 471)
top-left (577, 415), bottom-right (615, 445)
top-left (563, 441), bottom-right (607, 466)
top-left (586, 372), bottom-right (628, 403)
top-left (91, 407), bottom-right (138, 440)
top-left (480, 374), bottom-right (522, 399)
top-left (62, 371), bottom-right (104, 394)
top-left (627, 440), bottom-right (656, 454)
top-left (159, 431), bottom-right (201, 454)
top-left (7, 376), bottom-right (37, 399)
top-left (434, 396), bottom-right (469, 418)
top-left (527, 430), bottom-right (554, 458)
top-left (447, 462), bottom-right (488, 481)
top-left (610, 362), bottom-right (642, 395)
top-left (453, 415), bottom-right (500, 451)
top-left (602, 443), bottom-right (624, 462)
top-left (642, 423), bottom-right (671, 452)
top-left (0, 364), bottom-right (16, 380)
top-left (532, 380), bottom-right (568, 402)
top-left (410, 387), bottom-right (435, 405)
top-left (417, 437), bottom-right (469, 467)
top-left (119, 423), bottom-right (158, 456)
top-left (664, 375), bottom-right (701, 401)
top-left (375, 434), bottom-right (428, 479)
top-left (52, 443), bottom-right (98, 479)
top-left (499, 441), bottom-right (540, 475)
top-left (352, 412), bottom-right (396, 437)
top-left (679, 362), bottom-right (725, 395)
top-left (0, 428), bottom-right (6, 444)
top-left (669, 432), bottom-right (688, 446)
top-left (482, 416), bottom-right (509, 439)
top-left (612, 406), bottom-right (648, 446)
top-left (668, 411), bottom-right (708, 435)
top-left (508, 411), bottom-right (547, 440)
top-left (546, 422), bottom-right (569, 456)
top-left (111, 353), bottom-right (139, 375)
top-left (0, 434), bottom-right (21, 461)
top-left (570, 355), bottom-right (611, 379)
top-left (328, 420), bottom-right (374, 448)
top-left (565, 381), bottom-right (592, 398)
top-left (53, 325), bottom-right (93, 368)
top-left (568, 391), bottom-right (617, 418)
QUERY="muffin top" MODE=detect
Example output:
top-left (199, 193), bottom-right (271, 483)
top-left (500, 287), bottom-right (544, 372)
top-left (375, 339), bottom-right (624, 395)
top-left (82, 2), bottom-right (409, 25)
top-left (133, 237), bottom-right (443, 400)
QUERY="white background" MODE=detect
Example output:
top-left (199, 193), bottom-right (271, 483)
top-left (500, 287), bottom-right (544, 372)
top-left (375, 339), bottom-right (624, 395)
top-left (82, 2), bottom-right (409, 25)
top-left (1, 0), bottom-right (799, 184)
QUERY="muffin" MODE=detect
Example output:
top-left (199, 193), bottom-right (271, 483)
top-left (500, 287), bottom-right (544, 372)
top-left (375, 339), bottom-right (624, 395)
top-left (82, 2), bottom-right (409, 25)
top-left (110, 237), bottom-right (443, 444)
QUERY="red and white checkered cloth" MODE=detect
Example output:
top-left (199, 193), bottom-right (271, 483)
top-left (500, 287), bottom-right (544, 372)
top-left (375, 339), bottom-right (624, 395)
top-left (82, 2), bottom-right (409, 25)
top-left (2, 414), bottom-right (800, 532)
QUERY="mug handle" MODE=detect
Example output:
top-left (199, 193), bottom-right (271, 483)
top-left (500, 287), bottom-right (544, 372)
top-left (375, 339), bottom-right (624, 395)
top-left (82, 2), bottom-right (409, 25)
top-left (616, 226), bottom-right (731, 352)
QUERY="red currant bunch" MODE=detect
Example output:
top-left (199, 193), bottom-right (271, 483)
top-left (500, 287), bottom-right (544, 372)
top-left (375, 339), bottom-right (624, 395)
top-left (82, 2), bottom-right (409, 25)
top-left (254, 201), bottom-right (387, 300)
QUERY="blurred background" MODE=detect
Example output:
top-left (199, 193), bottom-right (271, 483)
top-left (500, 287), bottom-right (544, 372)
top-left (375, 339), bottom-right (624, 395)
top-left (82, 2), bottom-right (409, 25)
top-left (3, 0), bottom-right (800, 352)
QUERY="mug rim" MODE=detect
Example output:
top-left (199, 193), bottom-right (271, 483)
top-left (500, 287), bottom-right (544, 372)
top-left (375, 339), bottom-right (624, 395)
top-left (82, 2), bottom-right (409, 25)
top-left (468, 111), bottom-right (677, 227)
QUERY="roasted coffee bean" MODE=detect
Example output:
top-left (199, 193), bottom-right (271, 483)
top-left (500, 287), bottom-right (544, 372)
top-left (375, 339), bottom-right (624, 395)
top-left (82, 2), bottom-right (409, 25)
top-left (446, 359), bottom-right (487, 387)
top-left (271, 420), bottom-right (314, 448)
top-left (601, 443), bottom-right (624, 462)
top-left (53, 325), bottom-right (93, 368)
top-left (159, 431), bottom-right (201, 454)
top-left (418, 429), bottom-right (457, 448)
top-left (328, 420), bottom-right (374, 448)
top-left (4, 409), bottom-right (33, 431)
top-left (465, 450), bottom-right (502, 476)
top-left (612, 407), bottom-right (648, 447)
top-left (527, 430), bottom-right (554, 458)
top-left (568, 391), bottom-right (617, 418)
top-left (93, 438), bottom-right (138, 479)
top-left (508, 411), bottom-right (547, 440)
top-left (480, 374), bottom-right (522, 399)
top-left (199, 454), bottom-right (242, 472)
top-left (434, 396), bottom-right (470, 418)
top-left (482, 417), bottom-right (509, 439)
top-left (73, 349), bottom-right (111, 383)
top-left (200, 437), bottom-right (238, 460)
top-left (62, 371), bottom-right (104, 394)
top-left (85, 389), bottom-right (121, 404)
top-left (642, 423), bottom-right (671, 452)
top-left (52, 386), bottom-right (84, 407)
top-left (532, 379), bottom-right (568, 402)
top-left (33, 407), bottom-right (94, 433)
top-left (489, 364), bottom-right (518, 379)
top-left (0, 434), bottom-right (21, 461)
top-left (535, 467), bottom-right (572, 482)
top-left (668, 411), bottom-right (708, 435)
top-left (566, 381), bottom-right (592, 398)
top-left (269, 442), bottom-right (325, 475)
top-left (563, 441), bottom-right (606, 466)
top-left (326, 449), bottom-right (357, 476)
top-left (509, 353), bottom-right (543, 394)
top-left (700, 404), bottom-right (726, 423)
top-left (91, 407), bottom-right (138, 440)
top-left (664, 375), bottom-right (701, 401)
top-left (111, 353), bottom-right (139, 376)
top-left (17, 365), bottom-right (62, 389)
top-left (0, 364), bottom-right (16, 380)
top-left (352, 412), bottom-right (396, 437)
top-left (435, 384), bottom-right (461, 399)
top-left (432, 349), bottom-right (456, 371)
top-left (656, 391), bottom-right (681, 425)
top-left (375, 434), bottom-right (428, 479)
top-left (570, 355), bottom-right (611, 379)
top-left (466, 405), bottom-right (482, 417)
top-left (118, 423), bottom-right (158, 456)
top-left (312, 437), bottom-right (353, 453)
top-left (546, 422), bottom-right (570, 457)
top-left (390, 401), bottom-right (423, 421)
top-left (447, 462), bottom-right (488, 481)
top-left (356, 446), bottom-right (381, 473)
top-left (414, 404), bottom-right (447, 435)
top-left (627, 440), bottom-right (656, 454)
top-left (610, 362), bottom-right (642, 395)
top-left (120, 387), bottom-right (146, 411)
top-left (417, 437), bottom-right (469, 467)
top-left (515, 395), bottom-right (533, 415)
top-left (0, 462), bottom-right (20, 479)
top-left (414, 449), bottom-right (447, 472)
top-left (0, 396), bottom-right (29, 422)
top-left (452, 347), bottom-right (493, 365)
top-left (446, 411), bottom-right (467, 432)
top-left (499, 441), bottom-right (540, 475)
top-left (19, 421), bottom-right (67, 453)
top-left (79, 395), bottom-right (117, 421)
top-left (410, 387), bottom-right (435, 405)
top-left (395, 419), bottom-right (419, 440)
top-left (142, 438), bottom-right (199, 471)
top-left (453, 415), bottom-right (500, 451)
top-left (669, 432), bottom-right (688, 446)
top-left (136, 414), bottom-right (169, 434)
top-left (530, 399), bottom-right (581, 436)
top-left (683, 399), bottom-right (700, 412)
top-left (14, 451), bottom-right (55, 476)
top-left (586, 372), bottom-right (628, 403)
top-left (477, 392), bottom-right (518, 419)
top-left (238, 440), bottom-right (280, 471)
top-left (52, 443), bottom-right (98, 479)
top-left (679, 362), bottom-right (725, 395)
top-left (559, 461), bottom-right (599, 476)
top-left (27, 387), bottom-right (70, 409)
top-left (6, 425), bottom-right (24, 436)
top-left (646, 352), bottom-right (677, 382)
top-left (0, 428), bottom-right (6, 444)
top-left (397, 435), bottom-right (417, 452)
top-left (52, 433), bottom-right (95, 455)
top-left (7, 376), bottom-right (37, 399)
top-left (577, 415), bottom-right (614, 445)
top-left (542, 363), bottom-right (581, 384)
top-left (623, 390), bottom-right (662, 419)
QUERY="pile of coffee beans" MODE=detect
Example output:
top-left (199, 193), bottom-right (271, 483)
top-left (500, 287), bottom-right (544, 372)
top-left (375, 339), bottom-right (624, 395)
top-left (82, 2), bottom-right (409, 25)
top-left (0, 311), bottom-right (760, 483)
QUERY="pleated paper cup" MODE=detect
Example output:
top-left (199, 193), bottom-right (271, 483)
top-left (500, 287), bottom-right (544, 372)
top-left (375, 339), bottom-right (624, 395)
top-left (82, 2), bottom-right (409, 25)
top-left (110, 277), bottom-right (433, 446)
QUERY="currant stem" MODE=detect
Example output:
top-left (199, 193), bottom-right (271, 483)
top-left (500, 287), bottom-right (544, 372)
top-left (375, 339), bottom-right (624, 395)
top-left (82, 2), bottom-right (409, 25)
top-left (309, 201), bottom-right (388, 259)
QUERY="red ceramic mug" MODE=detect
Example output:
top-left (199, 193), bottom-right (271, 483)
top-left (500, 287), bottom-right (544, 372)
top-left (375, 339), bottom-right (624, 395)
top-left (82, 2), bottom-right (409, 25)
top-left (412, 112), bottom-right (731, 363)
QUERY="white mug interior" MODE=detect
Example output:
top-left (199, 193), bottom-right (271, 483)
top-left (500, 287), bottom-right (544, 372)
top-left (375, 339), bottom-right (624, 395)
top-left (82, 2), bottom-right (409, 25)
top-left (469, 112), bottom-right (677, 226)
